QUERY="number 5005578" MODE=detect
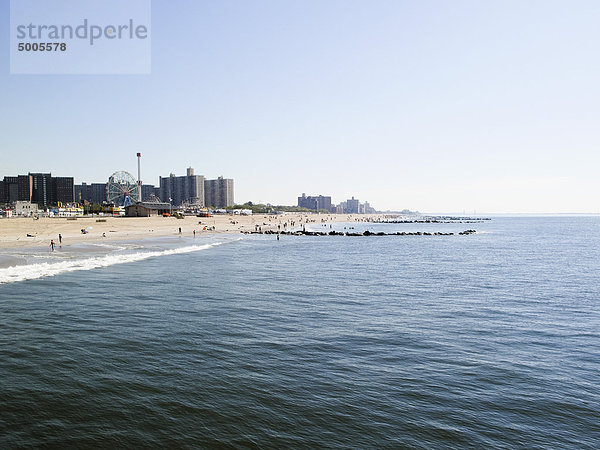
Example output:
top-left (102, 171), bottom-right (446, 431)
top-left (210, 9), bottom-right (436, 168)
top-left (18, 42), bottom-right (66, 51)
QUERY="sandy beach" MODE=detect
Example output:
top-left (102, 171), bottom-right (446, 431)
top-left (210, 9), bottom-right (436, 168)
top-left (0, 213), bottom-right (379, 250)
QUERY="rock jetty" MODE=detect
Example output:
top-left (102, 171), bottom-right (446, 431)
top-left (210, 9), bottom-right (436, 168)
top-left (242, 229), bottom-right (477, 237)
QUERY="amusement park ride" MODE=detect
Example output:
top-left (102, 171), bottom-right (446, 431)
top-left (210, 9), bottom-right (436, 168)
top-left (105, 153), bottom-right (143, 207)
top-left (106, 171), bottom-right (139, 206)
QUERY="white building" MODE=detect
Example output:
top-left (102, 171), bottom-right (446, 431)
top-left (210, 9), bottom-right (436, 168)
top-left (15, 201), bottom-right (38, 217)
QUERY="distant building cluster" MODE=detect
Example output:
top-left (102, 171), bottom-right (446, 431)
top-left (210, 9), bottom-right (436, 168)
top-left (298, 193), bottom-right (376, 214)
top-left (0, 173), bottom-right (74, 206)
top-left (76, 182), bottom-right (108, 205)
top-left (158, 167), bottom-right (204, 206)
top-left (337, 197), bottom-right (376, 214)
top-left (158, 169), bottom-right (234, 208)
top-left (2, 165), bottom-right (372, 217)
top-left (297, 194), bottom-right (332, 212)
top-left (75, 167), bottom-right (234, 209)
top-left (0, 164), bottom-right (234, 216)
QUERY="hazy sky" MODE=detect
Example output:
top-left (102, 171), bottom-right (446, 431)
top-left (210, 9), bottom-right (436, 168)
top-left (2, 0), bottom-right (599, 213)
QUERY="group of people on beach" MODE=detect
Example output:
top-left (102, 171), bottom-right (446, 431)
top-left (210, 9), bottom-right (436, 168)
top-left (50, 234), bottom-right (62, 251)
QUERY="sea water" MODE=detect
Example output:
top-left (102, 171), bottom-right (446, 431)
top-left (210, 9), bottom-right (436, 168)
top-left (1, 217), bottom-right (599, 447)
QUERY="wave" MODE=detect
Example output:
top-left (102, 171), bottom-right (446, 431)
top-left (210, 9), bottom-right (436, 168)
top-left (0, 242), bottom-right (225, 285)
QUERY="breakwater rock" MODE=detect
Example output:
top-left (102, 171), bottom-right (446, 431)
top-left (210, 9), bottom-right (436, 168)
top-left (374, 219), bottom-right (487, 224)
top-left (242, 229), bottom-right (477, 237)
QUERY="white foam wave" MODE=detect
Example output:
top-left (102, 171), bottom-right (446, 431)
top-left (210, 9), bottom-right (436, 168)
top-left (86, 242), bottom-right (130, 251)
top-left (0, 242), bottom-right (224, 285)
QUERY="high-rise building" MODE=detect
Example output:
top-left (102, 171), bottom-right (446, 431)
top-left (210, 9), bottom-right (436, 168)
top-left (363, 201), bottom-right (376, 214)
top-left (1, 173), bottom-right (73, 206)
top-left (1, 175), bottom-right (32, 203)
top-left (53, 177), bottom-right (75, 204)
top-left (29, 173), bottom-right (52, 206)
top-left (298, 193), bottom-right (332, 211)
top-left (204, 176), bottom-right (234, 208)
top-left (345, 197), bottom-right (360, 214)
top-left (141, 184), bottom-right (160, 201)
top-left (331, 197), bottom-right (376, 214)
top-left (17, 175), bottom-right (32, 202)
top-left (76, 182), bottom-right (107, 204)
top-left (29, 173), bottom-right (74, 206)
top-left (74, 184), bottom-right (83, 203)
top-left (159, 168), bottom-right (205, 206)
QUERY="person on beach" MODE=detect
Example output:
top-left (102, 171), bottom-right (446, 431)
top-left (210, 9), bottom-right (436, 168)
top-left (179, 227), bottom-right (182, 234)
top-left (50, 240), bottom-right (55, 252)
top-left (193, 230), bottom-right (196, 237)
top-left (58, 234), bottom-right (62, 244)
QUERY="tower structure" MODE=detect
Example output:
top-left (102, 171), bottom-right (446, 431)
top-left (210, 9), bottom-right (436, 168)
top-left (136, 153), bottom-right (142, 202)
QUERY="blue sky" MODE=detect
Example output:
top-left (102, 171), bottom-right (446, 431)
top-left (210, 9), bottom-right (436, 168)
top-left (1, 0), bottom-right (599, 213)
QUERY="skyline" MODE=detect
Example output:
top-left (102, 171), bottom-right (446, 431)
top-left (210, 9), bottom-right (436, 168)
top-left (2, 0), bottom-right (599, 214)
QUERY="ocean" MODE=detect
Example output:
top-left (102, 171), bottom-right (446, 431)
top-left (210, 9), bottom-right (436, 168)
top-left (1, 216), bottom-right (599, 448)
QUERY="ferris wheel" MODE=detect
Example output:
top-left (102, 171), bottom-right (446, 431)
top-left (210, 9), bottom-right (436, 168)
top-left (106, 171), bottom-right (140, 206)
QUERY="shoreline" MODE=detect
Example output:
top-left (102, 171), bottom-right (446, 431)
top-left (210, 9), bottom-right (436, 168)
top-left (0, 213), bottom-right (383, 251)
